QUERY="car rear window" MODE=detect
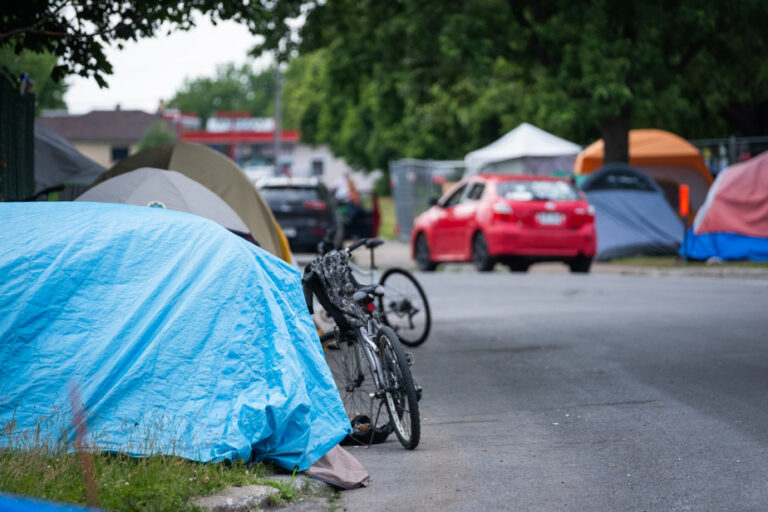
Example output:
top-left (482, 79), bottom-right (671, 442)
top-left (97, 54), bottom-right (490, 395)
top-left (260, 186), bottom-right (320, 203)
top-left (496, 180), bottom-right (580, 201)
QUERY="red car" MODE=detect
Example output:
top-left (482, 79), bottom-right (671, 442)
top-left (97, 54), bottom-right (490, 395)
top-left (411, 174), bottom-right (597, 273)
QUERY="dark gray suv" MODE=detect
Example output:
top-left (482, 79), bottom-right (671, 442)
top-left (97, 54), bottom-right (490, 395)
top-left (259, 177), bottom-right (344, 253)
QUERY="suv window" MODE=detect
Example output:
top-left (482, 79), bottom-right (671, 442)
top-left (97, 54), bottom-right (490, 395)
top-left (260, 186), bottom-right (320, 203)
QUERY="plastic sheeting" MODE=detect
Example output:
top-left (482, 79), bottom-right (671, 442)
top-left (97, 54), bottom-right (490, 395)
top-left (0, 494), bottom-right (98, 512)
top-left (0, 202), bottom-right (350, 471)
top-left (680, 230), bottom-right (768, 261)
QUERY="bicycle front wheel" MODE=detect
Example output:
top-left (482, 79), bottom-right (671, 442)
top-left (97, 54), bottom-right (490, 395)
top-left (377, 267), bottom-right (432, 347)
top-left (320, 331), bottom-right (394, 444)
top-left (377, 326), bottom-right (420, 450)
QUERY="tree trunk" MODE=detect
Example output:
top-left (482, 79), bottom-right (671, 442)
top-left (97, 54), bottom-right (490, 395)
top-left (601, 109), bottom-right (630, 164)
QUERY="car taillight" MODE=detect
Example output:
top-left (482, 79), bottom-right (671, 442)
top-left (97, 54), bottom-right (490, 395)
top-left (303, 200), bottom-right (327, 211)
top-left (572, 204), bottom-right (596, 227)
top-left (311, 226), bottom-right (327, 235)
top-left (492, 201), bottom-right (515, 220)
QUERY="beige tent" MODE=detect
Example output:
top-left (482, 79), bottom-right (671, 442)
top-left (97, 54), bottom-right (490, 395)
top-left (93, 142), bottom-right (291, 262)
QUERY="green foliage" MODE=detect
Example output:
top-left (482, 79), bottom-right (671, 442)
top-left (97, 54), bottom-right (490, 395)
top-left (0, 47), bottom-right (67, 115)
top-left (376, 195), bottom-right (397, 240)
top-left (0, 1), bottom-right (302, 87)
top-left (168, 62), bottom-right (276, 124)
top-left (282, 51), bottom-right (330, 136)
top-left (0, 448), bottom-right (272, 512)
top-left (138, 121), bottom-right (177, 152)
top-left (373, 171), bottom-right (391, 198)
top-left (258, 0), bottom-right (768, 170)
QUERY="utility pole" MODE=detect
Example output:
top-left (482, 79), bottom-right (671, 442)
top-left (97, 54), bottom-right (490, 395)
top-left (273, 57), bottom-right (282, 176)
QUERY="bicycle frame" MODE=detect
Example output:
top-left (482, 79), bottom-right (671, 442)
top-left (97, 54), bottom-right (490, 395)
top-left (355, 319), bottom-right (384, 391)
top-left (347, 248), bottom-right (379, 285)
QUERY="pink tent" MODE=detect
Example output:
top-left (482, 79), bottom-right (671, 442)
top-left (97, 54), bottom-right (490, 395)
top-left (682, 151), bottom-right (768, 260)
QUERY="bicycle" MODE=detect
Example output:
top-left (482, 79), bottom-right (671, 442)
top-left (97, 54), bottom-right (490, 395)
top-left (318, 236), bottom-right (432, 347)
top-left (303, 238), bottom-right (421, 449)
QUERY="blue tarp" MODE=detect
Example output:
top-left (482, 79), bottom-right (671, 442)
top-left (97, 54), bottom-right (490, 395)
top-left (0, 202), bottom-right (350, 471)
top-left (680, 229), bottom-right (768, 261)
top-left (0, 494), bottom-right (99, 512)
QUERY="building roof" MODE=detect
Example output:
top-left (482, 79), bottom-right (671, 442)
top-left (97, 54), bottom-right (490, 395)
top-left (37, 109), bottom-right (172, 144)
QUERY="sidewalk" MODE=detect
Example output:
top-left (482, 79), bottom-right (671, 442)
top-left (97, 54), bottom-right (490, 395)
top-left (332, 239), bottom-right (768, 280)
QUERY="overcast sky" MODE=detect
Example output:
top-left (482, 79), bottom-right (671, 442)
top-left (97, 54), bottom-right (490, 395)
top-left (64, 15), bottom-right (271, 114)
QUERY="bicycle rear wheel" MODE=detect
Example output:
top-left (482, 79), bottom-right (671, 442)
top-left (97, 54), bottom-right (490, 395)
top-left (320, 331), bottom-right (393, 444)
top-left (376, 326), bottom-right (420, 449)
top-left (377, 267), bottom-right (431, 347)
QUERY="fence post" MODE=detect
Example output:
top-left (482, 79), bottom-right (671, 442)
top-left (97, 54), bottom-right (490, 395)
top-left (0, 75), bottom-right (35, 201)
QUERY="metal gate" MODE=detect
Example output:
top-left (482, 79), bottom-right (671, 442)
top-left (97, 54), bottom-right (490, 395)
top-left (390, 159), bottom-right (465, 241)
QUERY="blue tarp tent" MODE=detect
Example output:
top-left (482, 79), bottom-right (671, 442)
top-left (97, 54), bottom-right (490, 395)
top-left (0, 202), bottom-right (350, 470)
top-left (581, 164), bottom-right (684, 260)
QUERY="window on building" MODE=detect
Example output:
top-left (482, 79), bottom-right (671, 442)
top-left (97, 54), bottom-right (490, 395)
top-left (311, 159), bottom-right (324, 177)
top-left (111, 146), bottom-right (129, 162)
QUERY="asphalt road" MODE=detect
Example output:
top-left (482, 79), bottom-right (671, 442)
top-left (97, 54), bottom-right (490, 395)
top-left (333, 271), bottom-right (768, 512)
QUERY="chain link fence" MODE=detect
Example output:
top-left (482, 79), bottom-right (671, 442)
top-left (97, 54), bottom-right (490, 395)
top-left (689, 136), bottom-right (768, 176)
top-left (0, 75), bottom-right (35, 201)
top-left (390, 159), bottom-right (465, 241)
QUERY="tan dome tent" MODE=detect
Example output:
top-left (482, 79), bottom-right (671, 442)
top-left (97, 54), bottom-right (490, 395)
top-left (92, 142), bottom-right (291, 262)
top-left (77, 167), bottom-right (259, 244)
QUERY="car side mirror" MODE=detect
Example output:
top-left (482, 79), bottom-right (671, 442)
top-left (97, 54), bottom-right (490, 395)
top-left (429, 197), bottom-right (440, 207)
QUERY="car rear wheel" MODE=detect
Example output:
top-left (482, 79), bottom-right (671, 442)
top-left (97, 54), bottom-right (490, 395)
top-left (415, 235), bottom-right (437, 272)
top-left (472, 233), bottom-right (495, 272)
top-left (569, 256), bottom-right (592, 273)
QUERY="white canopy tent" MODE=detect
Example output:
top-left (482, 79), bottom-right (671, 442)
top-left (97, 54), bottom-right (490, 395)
top-left (464, 122), bottom-right (581, 176)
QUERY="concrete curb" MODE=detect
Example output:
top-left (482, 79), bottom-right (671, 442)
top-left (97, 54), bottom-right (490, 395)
top-left (191, 475), bottom-right (334, 511)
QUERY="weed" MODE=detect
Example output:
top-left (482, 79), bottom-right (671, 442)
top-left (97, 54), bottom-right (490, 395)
top-left (0, 448), bottom-right (276, 511)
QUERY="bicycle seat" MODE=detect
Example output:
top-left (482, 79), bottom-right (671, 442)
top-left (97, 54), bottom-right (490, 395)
top-left (353, 284), bottom-right (385, 301)
top-left (365, 238), bottom-right (385, 249)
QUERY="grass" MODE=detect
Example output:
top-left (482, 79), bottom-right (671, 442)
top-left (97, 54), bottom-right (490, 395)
top-left (377, 195), bottom-right (397, 240)
top-left (608, 255), bottom-right (768, 268)
top-left (0, 447), bottom-right (298, 511)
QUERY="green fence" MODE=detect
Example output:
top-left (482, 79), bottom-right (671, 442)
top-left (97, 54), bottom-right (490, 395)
top-left (0, 75), bottom-right (35, 201)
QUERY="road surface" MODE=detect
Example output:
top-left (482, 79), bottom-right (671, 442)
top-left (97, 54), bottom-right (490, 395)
top-left (333, 271), bottom-right (768, 511)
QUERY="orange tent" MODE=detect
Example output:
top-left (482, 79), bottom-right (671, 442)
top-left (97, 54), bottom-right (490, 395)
top-left (574, 129), bottom-right (713, 211)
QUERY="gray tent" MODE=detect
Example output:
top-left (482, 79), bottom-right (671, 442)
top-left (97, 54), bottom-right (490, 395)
top-left (76, 167), bottom-right (254, 241)
top-left (33, 121), bottom-right (104, 200)
top-left (581, 163), bottom-right (683, 261)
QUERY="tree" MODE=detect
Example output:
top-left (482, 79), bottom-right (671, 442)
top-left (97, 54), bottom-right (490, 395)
top-left (137, 120), bottom-right (176, 151)
top-left (0, 1), bottom-right (300, 87)
top-left (258, 0), bottom-right (768, 170)
top-left (167, 62), bottom-right (276, 125)
top-left (0, 47), bottom-right (68, 114)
